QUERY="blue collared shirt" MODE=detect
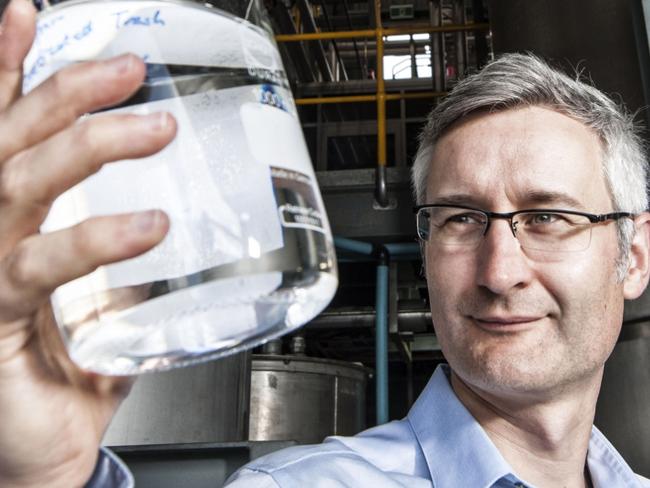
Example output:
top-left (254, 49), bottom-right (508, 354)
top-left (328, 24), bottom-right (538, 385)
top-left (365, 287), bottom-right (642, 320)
top-left (225, 365), bottom-right (649, 488)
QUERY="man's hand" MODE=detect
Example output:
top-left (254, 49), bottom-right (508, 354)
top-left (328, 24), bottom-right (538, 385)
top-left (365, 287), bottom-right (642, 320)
top-left (0, 0), bottom-right (177, 486)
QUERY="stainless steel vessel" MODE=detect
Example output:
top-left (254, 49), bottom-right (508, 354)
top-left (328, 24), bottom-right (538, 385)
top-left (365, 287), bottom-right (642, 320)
top-left (249, 354), bottom-right (369, 444)
top-left (103, 352), bottom-right (250, 446)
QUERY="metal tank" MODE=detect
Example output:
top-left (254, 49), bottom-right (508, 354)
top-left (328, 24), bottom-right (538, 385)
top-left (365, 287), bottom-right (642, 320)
top-left (103, 352), bottom-right (250, 446)
top-left (249, 353), bottom-right (369, 444)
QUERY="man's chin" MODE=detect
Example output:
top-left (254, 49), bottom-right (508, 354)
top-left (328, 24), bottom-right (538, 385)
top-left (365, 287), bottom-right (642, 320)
top-left (450, 353), bottom-right (601, 401)
top-left (450, 354), bottom-right (570, 398)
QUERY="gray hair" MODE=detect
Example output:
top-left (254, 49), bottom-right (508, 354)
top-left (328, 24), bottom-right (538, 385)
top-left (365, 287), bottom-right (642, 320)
top-left (411, 53), bottom-right (648, 278)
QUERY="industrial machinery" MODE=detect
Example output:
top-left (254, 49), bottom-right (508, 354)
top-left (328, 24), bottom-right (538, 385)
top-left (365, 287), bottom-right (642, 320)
top-left (249, 351), bottom-right (369, 444)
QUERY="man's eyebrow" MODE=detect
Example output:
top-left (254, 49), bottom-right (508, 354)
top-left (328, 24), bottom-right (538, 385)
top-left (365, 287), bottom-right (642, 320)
top-left (429, 191), bottom-right (587, 209)
top-left (430, 194), bottom-right (480, 206)
top-left (519, 190), bottom-right (586, 210)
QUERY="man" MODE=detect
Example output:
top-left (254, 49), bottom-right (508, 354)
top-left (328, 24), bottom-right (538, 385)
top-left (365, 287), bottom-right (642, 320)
top-left (0, 0), bottom-right (648, 486)
top-left (224, 56), bottom-right (650, 486)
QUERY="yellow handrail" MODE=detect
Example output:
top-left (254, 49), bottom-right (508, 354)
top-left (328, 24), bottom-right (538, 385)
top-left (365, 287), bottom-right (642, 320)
top-left (274, 23), bottom-right (490, 42)
top-left (294, 91), bottom-right (447, 105)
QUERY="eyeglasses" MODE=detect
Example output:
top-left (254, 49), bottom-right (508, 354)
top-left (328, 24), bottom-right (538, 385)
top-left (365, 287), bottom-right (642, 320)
top-left (414, 204), bottom-right (633, 254)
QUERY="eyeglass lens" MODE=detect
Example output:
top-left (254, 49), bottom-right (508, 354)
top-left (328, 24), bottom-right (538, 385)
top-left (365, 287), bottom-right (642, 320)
top-left (417, 207), bottom-right (593, 255)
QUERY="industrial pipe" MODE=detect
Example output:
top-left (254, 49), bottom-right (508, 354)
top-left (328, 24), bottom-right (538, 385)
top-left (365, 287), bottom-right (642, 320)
top-left (374, 246), bottom-right (390, 424)
top-left (374, 0), bottom-right (389, 208)
top-left (384, 242), bottom-right (420, 257)
top-left (334, 236), bottom-right (374, 255)
top-left (375, 165), bottom-right (388, 208)
top-left (334, 237), bottom-right (403, 424)
top-left (309, 309), bottom-right (431, 332)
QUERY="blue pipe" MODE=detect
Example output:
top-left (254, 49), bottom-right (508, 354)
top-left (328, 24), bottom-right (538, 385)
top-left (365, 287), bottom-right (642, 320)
top-left (335, 238), bottom-right (420, 258)
top-left (334, 236), bottom-right (374, 255)
top-left (384, 242), bottom-right (420, 257)
top-left (375, 249), bottom-right (390, 425)
top-left (334, 236), bottom-right (407, 425)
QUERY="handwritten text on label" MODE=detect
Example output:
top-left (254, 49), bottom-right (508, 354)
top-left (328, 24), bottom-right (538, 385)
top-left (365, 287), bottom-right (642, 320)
top-left (112, 9), bottom-right (166, 29)
top-left (25, 20), bottom-right (94, 86)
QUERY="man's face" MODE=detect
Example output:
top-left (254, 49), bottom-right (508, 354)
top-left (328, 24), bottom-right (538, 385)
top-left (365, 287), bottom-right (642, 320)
top-left (424, 106), bottom-right (625, 397)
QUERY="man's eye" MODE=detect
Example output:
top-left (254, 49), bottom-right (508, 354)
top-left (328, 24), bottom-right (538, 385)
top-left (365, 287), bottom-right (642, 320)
top-left (524, 213), bottom-right (566, 226)
top-left (446, 213), bottom-right (484, 225)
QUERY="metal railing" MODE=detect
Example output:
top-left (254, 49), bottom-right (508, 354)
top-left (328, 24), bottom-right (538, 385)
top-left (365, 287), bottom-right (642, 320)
top-left (390, 55), bottom-right (431, 79)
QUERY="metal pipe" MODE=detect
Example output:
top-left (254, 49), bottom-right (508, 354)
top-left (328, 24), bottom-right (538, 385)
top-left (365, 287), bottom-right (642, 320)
top-left (409, 35), bottom-right (418, 78)
top-left (334, 236), bottom-right (374, 255)
top-left (429, 0), bottom-right (442, 92)
top-left (384, 242), bottom-right (420, 256)
top-left (308, 309), bottom-right (431, 332)
top-left (375, 247), bottom-right (390, 424)
top-left (331, 237), bottom-right (420, 422)
top-left (374, 0), bottom-right (388, 208)
top-left (275, 23), bottom-right (490, 42)
top-left (453, 0), bottom-right (466, 79)
top-left (437, 0), bottom-right (446, 91)
top-left (374, 165), bottom-right (388, 207)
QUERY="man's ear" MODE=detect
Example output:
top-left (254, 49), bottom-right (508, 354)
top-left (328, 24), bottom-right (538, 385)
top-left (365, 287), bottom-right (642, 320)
top-left (623, 212), bottom-right (650, 299)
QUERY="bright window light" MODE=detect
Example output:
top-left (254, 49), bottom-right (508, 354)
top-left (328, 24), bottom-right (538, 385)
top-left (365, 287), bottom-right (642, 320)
top-left (384, 34), bottom-right (410, 42)
top-left (384, 55), bottom-right (411, 79)
top-left (383, 54), bottom-right (432, 79)
top-left (416, 54), bottom-right (432, 78)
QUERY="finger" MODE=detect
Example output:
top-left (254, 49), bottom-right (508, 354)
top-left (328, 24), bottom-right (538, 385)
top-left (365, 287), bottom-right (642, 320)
top-left (0, 210), bottom-right (169, 321)
top-left (0, 111), bottom-right (176, 240)
top-left (0, 53), bottom-right (146, 162)
top-left (0, 0), bottom-right (36, 108)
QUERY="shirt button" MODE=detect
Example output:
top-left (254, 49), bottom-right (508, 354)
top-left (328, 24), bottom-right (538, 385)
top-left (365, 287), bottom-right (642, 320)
top-left (514, 483), bottom-right (526, 488)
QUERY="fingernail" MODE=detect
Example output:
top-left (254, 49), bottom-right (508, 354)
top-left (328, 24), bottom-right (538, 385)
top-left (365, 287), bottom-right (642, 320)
top-left (131, 210), bottom-right (159, 233)
top-left (107, 53), bottom-right (134, 75)
top-left (142, 112), bottom-right (169, 132)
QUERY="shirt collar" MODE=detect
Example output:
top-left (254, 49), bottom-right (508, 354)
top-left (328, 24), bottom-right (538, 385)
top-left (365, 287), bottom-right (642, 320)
top-left (407, 365), bottom-right (517, 488)
top-left (587, 426), bottom-right (644, 487)
top-left (406, 364), bottom-right (643, 488)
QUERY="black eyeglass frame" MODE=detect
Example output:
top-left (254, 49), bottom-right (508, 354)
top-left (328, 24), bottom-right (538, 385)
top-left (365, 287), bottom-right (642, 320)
top-left (413, 204), bottom-right (634, 240)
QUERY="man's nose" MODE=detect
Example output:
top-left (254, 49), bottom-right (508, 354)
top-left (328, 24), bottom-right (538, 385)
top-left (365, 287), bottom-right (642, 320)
top-left (475, 218), bottom-right (534, 294)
